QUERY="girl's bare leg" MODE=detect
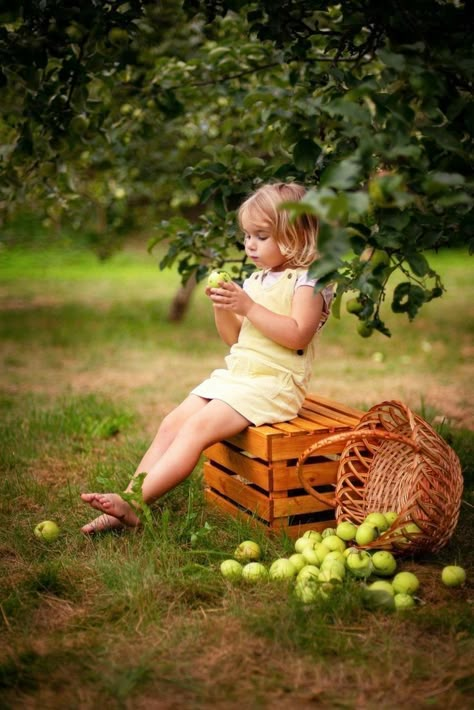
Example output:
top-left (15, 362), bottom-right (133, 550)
top-left (81, 397), bottom-right (248, 532)
top-left (81, 395), bottom-right (209, 533)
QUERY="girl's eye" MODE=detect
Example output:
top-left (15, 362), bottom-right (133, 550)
top-left (244, 233), bottom-right (268, 241)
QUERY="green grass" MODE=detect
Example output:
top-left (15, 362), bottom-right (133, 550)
top-left (0, 242), bottom-right (473, 708)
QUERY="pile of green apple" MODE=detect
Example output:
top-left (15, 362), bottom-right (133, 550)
top-left (219, 513), bottom-right (467, 612)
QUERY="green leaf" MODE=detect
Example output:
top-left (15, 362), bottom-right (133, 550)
top-left (406, 253), bottom-right (430, 277)
top-left (376, 49), bottom-right (406, 71)
top-left (292, 139), bottom-right (321, 172)
top-left (320, 157), bottom-right (361, 190)
top-left (392, 282), bottom-right (427, 319)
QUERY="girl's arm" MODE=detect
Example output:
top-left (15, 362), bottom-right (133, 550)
top-left (206, 285), bottom-right (243, 346)
top-left (210, 281), bottom-right (323, 350)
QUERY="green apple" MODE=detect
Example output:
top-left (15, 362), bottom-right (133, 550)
top-left (34, 520), bottom-right (60, 542)
top-left (394, 593), bottom-right (416, 610)
top-left (321, 550), bottom-right (345, 567)
top-left (313, 542), bottom-right (331, 565)
top-left (355, 522), bottom-right (378, 546)
top-left (364, 512), bottom-right (389, 532)
top-left (368, 580), bottom-right (394, 596)
top-left (371, 550), bottom-right (397, 577)
top-left (384, 511), bottom-right (398, 526)
top-left (302, 530), bottom-right (323, 543)
top-left (302, 545), bottom-right (320, 566)
top-left (357, 321), bottom-right (374, 338)
top-left (294, 536), bottom-right (315, 553)
top-left (346, 298), bottom-right (364, 315)
top-left (441, 565), bottom-right (466, 588)
top-left (269, 558), bottom-right (297, 581)
top-left (207, 270), bottom-right (232, 288)
top-left (320, 561), bottom-right (345, 581)
top-left (295, 582), bottom-right (318, 603)
top-left (288, 553), bottom-right (307, 572)
top-left (234, 540), bottom-right (261, 562)
top-left (395, 522), bottom-right (422, 545)
top-left (336, 521), bottom-right (357, 541)
top-left (319, 568), bottom-right (343, 584)
top-left (220, 559), bottom-right (243, 581)
top-left (296, 565), bottom-right (320, 584)
top-left (321, 527), bottom-right (337, 538)
top-left (345, 549), bottom-right (373, 578)
top-left (392, 571), bottom-right (420, 595)
top-left (321, 535), bottom-right (346, 553)
top-left (241, 562), bottom-right (268, 582)
top-left (362, 587), bottom-right (395, 612)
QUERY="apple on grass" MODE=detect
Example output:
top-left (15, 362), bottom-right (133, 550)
top-left (294, 536), bottom-right (315, 553)
top-left (362, 586), bottom-right (395, 612)
top-left (368, 580), bottom-right (394, 596)
top-left (295, 582), bottom-right (319, 604)
top-left (321, 550), bottom-right (345, 567)
top-left (207, 270), bottom-right (231, 288)
top-left (234, 540), bottom-right (261, 562)
top-left (321, 535), bottom-right (346, 554)
top-left (392, 571), bottom-right (420, 595)
top-left (296, 565), bottom-right (320, 584)
top-left (394, 593), bottom-right (416, 610)
top-left (441, 565), bottom-right (466, 587)
top-left (241, 562), bottom-right (268, 582)
top-left (302, 530), bottom-right (323, 543)
top-left (269, 558), bottom-right (297, 581)
top-left (288, 553), bottom-right (307, 572)
top-left (371, 550), bottom-right (397, 577)
top-left (34, 520), bottom-right (60, 542)
top-left (345, 549), bottom-right (373, 578)
top-left (220, 559), bottom-right (243, 581)
top-left (301, 545), bottom-right (320, 566)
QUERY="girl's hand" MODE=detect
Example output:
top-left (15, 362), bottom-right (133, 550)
top-left (208, 281), bottom-right (253, 316)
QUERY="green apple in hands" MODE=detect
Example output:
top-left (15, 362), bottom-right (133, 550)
top-left (207, 270), bottom-right (232, 288)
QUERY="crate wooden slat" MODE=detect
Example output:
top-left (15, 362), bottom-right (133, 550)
top-left (203, 394), bottom-right (364, 538)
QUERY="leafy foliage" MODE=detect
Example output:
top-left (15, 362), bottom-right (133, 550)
top-left (1, 0), bottom-right (472, 332)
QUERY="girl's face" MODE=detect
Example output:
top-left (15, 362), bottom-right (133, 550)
top-left (242, 222), bottom-right (286, 271)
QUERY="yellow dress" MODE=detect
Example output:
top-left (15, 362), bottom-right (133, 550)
top-left (191, 268), bottom-right (330, 426)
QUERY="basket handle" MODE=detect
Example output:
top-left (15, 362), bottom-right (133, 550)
top-left (297, 428), bottom-right (422, 508)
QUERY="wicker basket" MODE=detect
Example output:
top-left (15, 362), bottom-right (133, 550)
top-left (297, 400), bottom-right (463, 554)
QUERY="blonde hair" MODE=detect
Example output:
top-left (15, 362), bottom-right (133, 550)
top-left (237, 182), bottom-right (318, 268)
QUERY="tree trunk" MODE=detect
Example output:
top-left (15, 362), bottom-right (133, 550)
top-left (167, 272), bottom-right (197, 322)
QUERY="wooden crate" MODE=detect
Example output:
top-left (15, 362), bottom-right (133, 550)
top-left (203, 394), bottom-right (364, 538)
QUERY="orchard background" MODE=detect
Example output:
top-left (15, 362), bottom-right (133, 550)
top-left (1, 2), bottom-right (473, 708)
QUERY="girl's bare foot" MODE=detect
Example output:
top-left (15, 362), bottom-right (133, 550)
top-left (81, 492), bottom-right (142, 530)
top-left (81, 513), bottom-right (124, 535)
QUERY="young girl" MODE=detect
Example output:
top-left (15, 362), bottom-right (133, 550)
top-left (81, 182), bottom-right (333, 533)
